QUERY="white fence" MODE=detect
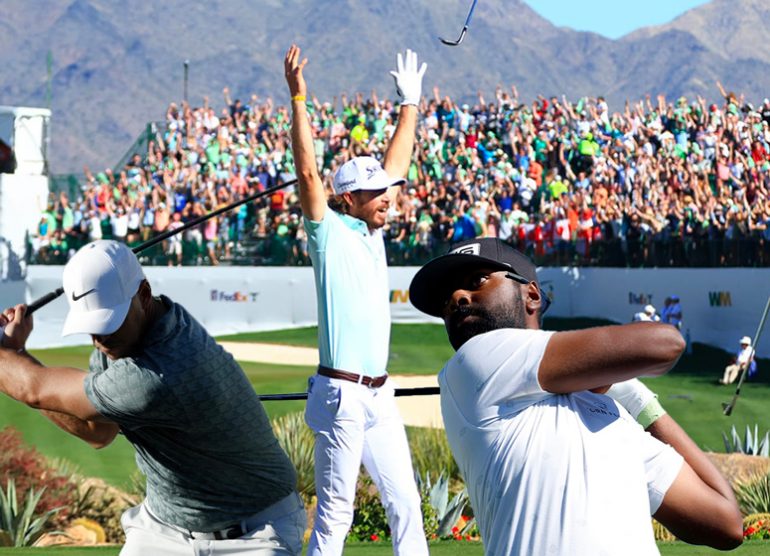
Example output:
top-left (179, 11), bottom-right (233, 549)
top-left (0, 265), bottom-right (767, 357)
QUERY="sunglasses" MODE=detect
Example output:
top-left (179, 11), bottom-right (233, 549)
top-left (505, 272), bottom-right (551, 314)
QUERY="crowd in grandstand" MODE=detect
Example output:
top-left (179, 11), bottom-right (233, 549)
top-left (31, 81), bottom-right (770, 267)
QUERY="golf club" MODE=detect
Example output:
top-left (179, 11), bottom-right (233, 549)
top-left (259, 386), bottom-right (440, 401)
top-left (722, 294), bottom-right (770, 416)
top-left (25, 178), bottom-right (297, 316)
top-left (440, 0), bottom-right (478, 46)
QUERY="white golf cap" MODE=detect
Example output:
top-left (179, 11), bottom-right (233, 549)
top-left (740, 336), bottom-right (752, 345)
top-left (644, 304), bottom-right (655, 314)
top-left (61, 240), bottom-right (145, 336)
top-left (332, 156), bottom-right (405, 195)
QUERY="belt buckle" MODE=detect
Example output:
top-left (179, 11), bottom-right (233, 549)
top-left (217, 524), bottom-right (244, 540)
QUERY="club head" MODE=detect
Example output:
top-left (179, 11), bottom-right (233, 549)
top-left (721, 402), bottom-right (733, 416)
top-left (440, 27), bottom-right (468, 46)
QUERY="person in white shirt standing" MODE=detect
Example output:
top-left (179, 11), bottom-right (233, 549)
top-left (409, 237), bottom-right (742, 555)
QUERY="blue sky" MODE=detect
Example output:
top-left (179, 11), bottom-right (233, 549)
top-left (524, 0), bottom-right (711, 39)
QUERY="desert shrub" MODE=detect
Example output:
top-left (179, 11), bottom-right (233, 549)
top-left (0, 427), bottom-right (76, 526)
top-left (349, 473), bottom-right (389, 542)
top-left (742, 513), bottom-right (770, 540)
top-left (69, 477), bottom-right (137, 544)
top-left (271, 412), bottom-right (315, 502)
top-left (407, 427), bottom-right (460, 485)
top-left (347, 470), bottom-right (471, 543)
top-left (736, 471), bottom-right (770, 515)
top-left (652, 519), bottom-right (676, 541)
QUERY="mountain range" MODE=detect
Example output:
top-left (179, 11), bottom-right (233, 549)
top-left (2, 0), bottom-right (770, 174)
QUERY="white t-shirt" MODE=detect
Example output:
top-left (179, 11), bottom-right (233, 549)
top-left (439, 328), bottom-right (683, 556)
top-left (737, 345), bottom-right (753, 366)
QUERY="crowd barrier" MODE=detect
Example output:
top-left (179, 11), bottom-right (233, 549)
top-left (1, 266), bottom-right (768, 360)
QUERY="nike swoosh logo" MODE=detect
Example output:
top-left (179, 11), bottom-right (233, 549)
top-left (71, 288), bottom-right (96, 301)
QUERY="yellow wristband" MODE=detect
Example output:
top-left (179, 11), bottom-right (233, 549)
top-left (291, 95), bottom-right (306, 103)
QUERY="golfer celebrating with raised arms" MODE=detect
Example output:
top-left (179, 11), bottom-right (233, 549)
top-left (0, 240), bottom-right (304, 555)
top-left (284, 44), bottom-right (428, 556)
top-left (409, 237), bottom-right (742, 555)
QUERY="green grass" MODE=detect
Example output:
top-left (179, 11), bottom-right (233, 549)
top-left (219, 323), bottom-right (456, 376)
top-left (0, 541), bottom-right (768, 555)
top-left (3, 321), bottom-right (770, 490)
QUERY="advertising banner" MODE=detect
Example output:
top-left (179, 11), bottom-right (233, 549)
top-left (20, 265), bottom-right (770, 359)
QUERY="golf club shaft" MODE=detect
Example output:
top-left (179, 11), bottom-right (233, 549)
top-left (723, 294), bottom-right (770, 415)
top-left (25, 179), bottom-right (297, 316)
top-left (259, 386), bottom-right (440, 401)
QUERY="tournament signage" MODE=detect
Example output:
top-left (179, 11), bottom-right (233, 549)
top-left (17, 265), bottom-right (770, 357)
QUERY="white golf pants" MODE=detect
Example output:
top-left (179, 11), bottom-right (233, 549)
top-left (119, 493), bottom-right (305, 555)
top-left (304, 374), bottom-right (428, 556)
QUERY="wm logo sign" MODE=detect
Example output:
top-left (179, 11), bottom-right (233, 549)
top-left (708, 291), bottom-right (732, 307)
top-left (390, 289), bottom-right (410, 304)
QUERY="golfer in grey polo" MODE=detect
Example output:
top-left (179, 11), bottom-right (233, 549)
top-left (0, 240), bottom-right (304, 555)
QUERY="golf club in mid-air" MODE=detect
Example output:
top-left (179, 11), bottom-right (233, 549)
top-left (440, 0), bottom-right (478, 46)
top-left (722, 294), bottom-right (770, 416)
top-left (25, 179), bottom-right (298, 316)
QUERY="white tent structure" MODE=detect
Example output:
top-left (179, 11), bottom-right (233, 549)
top-left (0, 106), bottom-right (51, 283)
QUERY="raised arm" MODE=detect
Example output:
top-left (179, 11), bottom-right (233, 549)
top-left (538, 322), bottom-right (685, 393)
top-left (607, 379), bottom-right (742, 550)
top-left (284, 45), bottom-right (326, 221)
top-left (383, 49), bottom-right (426, 188)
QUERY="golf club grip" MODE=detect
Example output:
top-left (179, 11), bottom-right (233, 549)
top-left (259, 386), bottom-right (440, 401)
top-left (26, 287), bottom-right (65, 316)
top-left (132, 179), bottom-right (297, 255)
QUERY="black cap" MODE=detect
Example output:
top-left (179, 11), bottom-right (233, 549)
top-left (409, 238), bottom-right (539, 318)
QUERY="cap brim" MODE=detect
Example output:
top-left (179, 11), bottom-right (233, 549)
top-left (358, 176), bottom-right (406, 192)
top-left (61, 298), bottom-right (132, 337)
top-left (409, 254), bottom-right (513, 318)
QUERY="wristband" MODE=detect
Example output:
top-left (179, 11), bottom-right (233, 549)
top-left (606, 378), bottom-right (652, 419)
top-left (291, 95), bottom-right (306, 103)
top-left (637, 397), bottom-right (666, 429)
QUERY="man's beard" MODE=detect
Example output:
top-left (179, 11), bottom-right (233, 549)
top-left (446, 300), bottom-right (527, 351)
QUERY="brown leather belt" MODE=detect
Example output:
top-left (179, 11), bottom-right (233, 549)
top-left (318, 365), bottom-right (388, 388)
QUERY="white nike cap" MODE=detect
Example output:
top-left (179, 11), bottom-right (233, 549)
top-left (62, 240), bottom-right (145, 336)
top-left (332, 156), bottom-right (405, 195)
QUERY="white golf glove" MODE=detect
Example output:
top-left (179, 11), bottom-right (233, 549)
top-left (389, 49), bottom-right (427, 106)
top-left (605, 378), bottom-right (663, 426)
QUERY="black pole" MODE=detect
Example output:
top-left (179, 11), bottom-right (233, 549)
top-left (259, 386), bottom-right (440, 401)
top-left (183, 60), bottom-right (189, 104)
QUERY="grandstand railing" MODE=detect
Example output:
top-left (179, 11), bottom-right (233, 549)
top-left (29, 234), bottom-right (770, 269)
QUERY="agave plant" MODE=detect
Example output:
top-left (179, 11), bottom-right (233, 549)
top-left (271, 412), bottom-right (315, 501)
top-left (417, 472), bottom-right (469, 538)
top-left (722, 425), bottom-right (770, 457)
top-left (0, 479), bottom-right (62, 547)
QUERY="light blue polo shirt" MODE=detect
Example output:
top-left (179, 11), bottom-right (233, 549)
top-left (305, 210), bottom-right (390, 377)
